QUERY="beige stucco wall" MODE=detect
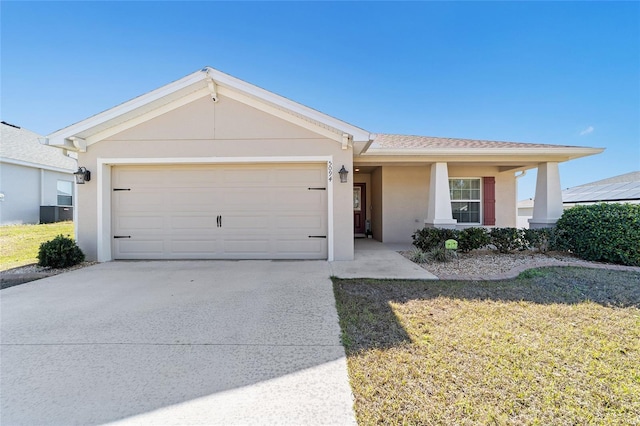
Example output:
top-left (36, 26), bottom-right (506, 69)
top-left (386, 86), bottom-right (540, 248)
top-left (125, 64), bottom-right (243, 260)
top-left (76, 94), bottom-right (353, 261)
top-left (447, 165), bottom-right (517, 229)
top-left (380, 166), bottom-right (431, 243)
top-left (375, 164), bottom-right (518, 244)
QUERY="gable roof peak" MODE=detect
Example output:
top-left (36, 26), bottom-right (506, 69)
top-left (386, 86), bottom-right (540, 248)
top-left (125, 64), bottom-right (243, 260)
top-left (44, 66), bottom-right (372, 150)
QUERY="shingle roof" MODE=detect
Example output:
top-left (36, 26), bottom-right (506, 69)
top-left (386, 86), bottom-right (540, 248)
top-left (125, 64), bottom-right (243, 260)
top-left (563, 171), bottom-right (640, 203)
top-left (573, 171), bottom-right (640, 187)
top-left (1, 122), bottom-right (76, 171)
top-left (371, 133), bottom-right (582, 150)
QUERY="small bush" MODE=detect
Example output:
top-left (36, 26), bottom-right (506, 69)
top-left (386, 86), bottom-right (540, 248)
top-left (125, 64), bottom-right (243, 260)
top-left (490, 228), bottom-right (526, 253)
top-left (409, 248), bottom-right (428, 264)
top-left (457, 227), bottom-right (490, 253)
top-left (524, 228), bottom-right (553, 253)
top-left (428, 246), bottom-right (454, 262)
top-left (412, 227), bottom-right (459, 251)
top-left (555, 203), bottom-right (640, 266)
top-left (38, 235), bottom-right (85, 268)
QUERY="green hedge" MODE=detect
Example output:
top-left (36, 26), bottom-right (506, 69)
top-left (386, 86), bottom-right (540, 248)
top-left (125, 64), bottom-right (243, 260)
top-left (411, 227), bottom-right (491, 253)
top-left (411, 205), bottom-right (640, 267)
top-left (555, 203), bottom-right (640, 266)
top-left (411, 227), bottom-right (458, 251)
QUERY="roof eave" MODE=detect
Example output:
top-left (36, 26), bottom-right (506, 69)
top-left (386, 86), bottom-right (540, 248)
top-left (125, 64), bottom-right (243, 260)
top-left (360, 147), bottom-right (605, 161)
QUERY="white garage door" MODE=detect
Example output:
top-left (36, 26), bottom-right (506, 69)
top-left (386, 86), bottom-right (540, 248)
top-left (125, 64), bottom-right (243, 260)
top-left (112, 164), bottom-right (328, 259)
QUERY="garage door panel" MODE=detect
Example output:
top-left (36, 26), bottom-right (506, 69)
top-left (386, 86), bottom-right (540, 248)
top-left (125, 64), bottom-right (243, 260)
top-left (276, 238), bottom-right (326, 256)
top-left (113, 164), bottom-right (327, 260)
top-left (115, 192), bottom-right (165, 209)
top-left (222, 190), bottom-right (270, 208)
top-left (275, 215), bottom-right (324, 230)
top-left (219, 214), bottom-right (270, 230)
top-left (170, 190), bottom-right (219, 207)
top-left (171, 169), bottom-right (219, 185)
top-left (116, 216), bottom-right (164, 231)
top-left (222, 239), bottom-right (270, 256)
top-left (170, 215), bottom-right (218, 230)
top-left (171, 240), bottom-right (218, 254)
top-left (117, 240), bottom-right (165, 256)
top-left (115, 170), bottom-right (166, 186)
top-left (275, 168), bottom-right (324, 184)
top-left (273, 190), bottom-right (325, 209)
top-left (220, 168), bottom-right (270, 184)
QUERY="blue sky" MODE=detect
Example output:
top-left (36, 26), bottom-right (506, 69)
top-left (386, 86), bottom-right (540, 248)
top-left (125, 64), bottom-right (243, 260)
top-left (2, 1), bottom-right (638, 198)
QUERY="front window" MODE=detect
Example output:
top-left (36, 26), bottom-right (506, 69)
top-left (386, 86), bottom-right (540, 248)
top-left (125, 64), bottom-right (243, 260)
top-left (57, 180), bottom-right (73, 206)
top-left (449, 178), bottom-right (481, 223)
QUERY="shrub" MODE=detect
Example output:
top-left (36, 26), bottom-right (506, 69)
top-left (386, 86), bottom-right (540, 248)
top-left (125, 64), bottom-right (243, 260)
top-left (490, 227), bottom-right (526, 253)
top-left (555, 203), bottom-right (640, 266)
top-left (409, 248), bottom-right (428, 264)
top-left (457, 227), bottom-right (490, 253)
top-left (38, 235), bottom-right (85, 268)
top-left (412, 227), bottom-right (459, 251)
top-left (523, 228), bottom-right (555, 253)
top-left (428, 246), bottom-right (454, 262)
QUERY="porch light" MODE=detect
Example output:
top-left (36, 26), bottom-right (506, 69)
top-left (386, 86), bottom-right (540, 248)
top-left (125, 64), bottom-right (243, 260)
top-left (74, 167), bottom-right (91, 184)
top-left (339, 165), bottom-right (349, 183)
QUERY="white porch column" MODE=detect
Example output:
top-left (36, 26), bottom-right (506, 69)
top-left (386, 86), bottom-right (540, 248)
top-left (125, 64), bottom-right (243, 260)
top-left (425, 162), bottom-right (457, 229)
top-left (529, 162), bottom-right (563, 229)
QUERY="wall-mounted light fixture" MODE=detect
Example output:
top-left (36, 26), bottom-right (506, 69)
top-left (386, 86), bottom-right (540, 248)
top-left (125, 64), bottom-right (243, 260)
top-left (74, 167), bottom-right (91, 184)
top-left (339, 165), bottom-right (349, 183)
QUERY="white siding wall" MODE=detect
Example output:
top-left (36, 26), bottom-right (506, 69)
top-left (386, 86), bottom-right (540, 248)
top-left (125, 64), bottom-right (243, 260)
top-left (0, 162), bottom-right (74, 224)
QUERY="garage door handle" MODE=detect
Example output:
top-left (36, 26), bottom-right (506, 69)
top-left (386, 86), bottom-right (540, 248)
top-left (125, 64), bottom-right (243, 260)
top-left (220, 216), bottom-right (222, 227)
top-left (308, 235), bottom-right (327, 239)
top-left (114, 235), bottom-right (131, 239)
top-left (308, 187), bottom-right (326, 190)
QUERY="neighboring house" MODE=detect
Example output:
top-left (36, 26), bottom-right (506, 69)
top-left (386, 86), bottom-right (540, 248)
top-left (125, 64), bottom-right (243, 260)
top-left (517, 199), bottom-right (536, 229)
top-left (518, 171), bottom-right (640, 228)
top-left (43, 67), bottom-right (603, 261)
top-left (0, 122), bottom-right (77, 225)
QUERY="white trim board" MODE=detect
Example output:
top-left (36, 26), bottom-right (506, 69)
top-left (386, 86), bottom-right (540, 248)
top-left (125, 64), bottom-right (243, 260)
top-left (0, 158), bottom-right (75, 174)
top-left (96, 156), bottom-right (336, 262)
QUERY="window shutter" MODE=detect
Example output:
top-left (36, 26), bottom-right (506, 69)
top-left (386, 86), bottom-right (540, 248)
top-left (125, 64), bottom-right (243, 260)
top-left (483, 177), bottom-right (496, 226)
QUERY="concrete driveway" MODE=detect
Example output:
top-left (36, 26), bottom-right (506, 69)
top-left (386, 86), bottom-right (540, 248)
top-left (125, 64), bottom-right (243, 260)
top-left (0, 261), bottom-right (356, 425)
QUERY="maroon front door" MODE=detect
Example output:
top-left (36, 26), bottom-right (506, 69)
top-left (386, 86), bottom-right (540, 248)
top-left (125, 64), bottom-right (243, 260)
top-left (353, 183), bottom-right (366, 234)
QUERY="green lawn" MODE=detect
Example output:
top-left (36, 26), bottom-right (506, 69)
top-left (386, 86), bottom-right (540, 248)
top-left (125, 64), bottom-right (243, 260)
top-left (0, 221), bottom-right (74, 270)
top-left (334, 267), bottom-right (640, 425)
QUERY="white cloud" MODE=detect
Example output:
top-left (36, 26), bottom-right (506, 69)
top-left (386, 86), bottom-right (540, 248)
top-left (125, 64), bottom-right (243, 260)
top-left (579, 126), bottom-right (594, 135)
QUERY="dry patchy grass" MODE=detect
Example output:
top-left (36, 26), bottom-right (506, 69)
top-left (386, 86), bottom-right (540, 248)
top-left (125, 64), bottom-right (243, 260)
top-left (334, 267), bottom-right (640, 425)
top-left (0, 221), bottom-right (74, 270)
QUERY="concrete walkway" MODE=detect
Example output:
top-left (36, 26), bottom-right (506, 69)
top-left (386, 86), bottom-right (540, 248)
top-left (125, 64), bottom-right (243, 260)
top-left (330, 238), bottom-right (437, 280)
top-left (0, 261), bottom-right (356, 425)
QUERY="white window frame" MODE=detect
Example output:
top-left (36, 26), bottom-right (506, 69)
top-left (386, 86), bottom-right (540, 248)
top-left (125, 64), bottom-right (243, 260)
top-left (57, 180), bottom-right (73, 206)
top-left (449, 177), bottom-right (482, 225)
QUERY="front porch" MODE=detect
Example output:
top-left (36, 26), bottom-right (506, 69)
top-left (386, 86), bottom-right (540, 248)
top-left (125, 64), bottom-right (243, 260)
top-left (329, 238), bottom-right (436, 279)
top-left (351, 161), bottom-right (566, 247)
